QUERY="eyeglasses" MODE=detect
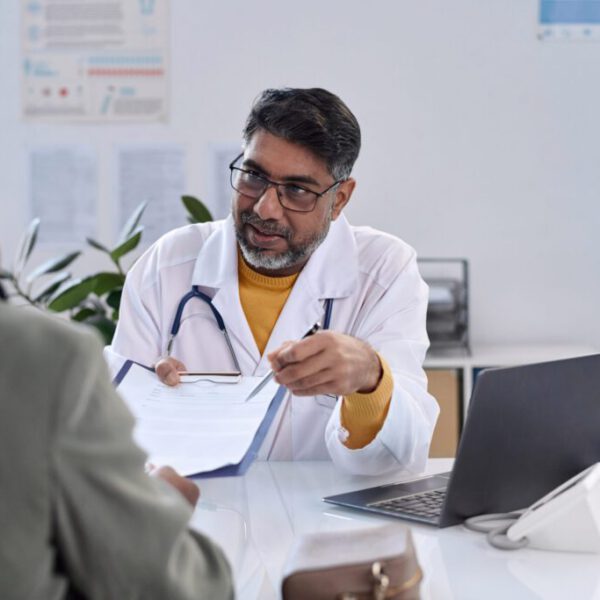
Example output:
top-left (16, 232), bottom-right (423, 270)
top-left (229, 153), bottom-right (341, 213)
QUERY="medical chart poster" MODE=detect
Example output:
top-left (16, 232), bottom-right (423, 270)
top-left (21, 0), bottom-right (170, 122)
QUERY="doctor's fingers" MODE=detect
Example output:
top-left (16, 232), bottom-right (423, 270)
top-left (278, 369), bottom-right (335, 396)
top-left (155, 357), bottom-right (187, 386)
top-left (274, 350), bottom-right (331, 388)
top-left (286, 351), bottom-right (374, 396)
top-left (267, 341), bottom-right (294, 370)
top-left (286, 370), bottom-right (338, 397)
top-left (282, 356), bottom-right (361, 396)
top-left (269, 333), bottom-right (328, 370)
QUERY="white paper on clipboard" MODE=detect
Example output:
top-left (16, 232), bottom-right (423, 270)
top-left (117, 363), bottom-right (279, 476)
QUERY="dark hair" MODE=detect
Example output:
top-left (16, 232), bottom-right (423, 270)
top-left (243, 88), bottom-right (361, 180)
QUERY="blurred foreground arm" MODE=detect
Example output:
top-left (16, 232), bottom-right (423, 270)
top-left (0, 306), bottom-right (233, 600)
top-left (53, 329), bottom-right (233, 599)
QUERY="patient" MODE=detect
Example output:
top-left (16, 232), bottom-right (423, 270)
top-left (0, 291), bottom-right (233, 599)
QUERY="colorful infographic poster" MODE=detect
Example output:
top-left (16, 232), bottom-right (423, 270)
top-left (21, 0), bottom-right (169, 122)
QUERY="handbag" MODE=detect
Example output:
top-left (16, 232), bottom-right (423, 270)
top-left (281, 524), bottom-right (422, 600)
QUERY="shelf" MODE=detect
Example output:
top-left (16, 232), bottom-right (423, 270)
top-left (425, 343), bottom-right (597, 370)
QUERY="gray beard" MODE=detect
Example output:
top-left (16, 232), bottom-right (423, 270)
top-left (236, 212), bottom-right (332, 272)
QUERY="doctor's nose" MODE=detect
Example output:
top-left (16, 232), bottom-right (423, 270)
top-left (253, 184), bottom-right (284, 221)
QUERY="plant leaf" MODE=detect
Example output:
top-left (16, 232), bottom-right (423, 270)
top-left (117, 201), bottom-right (147, 245)
top-left (92, 272), bottom-right (125, 296)
top-left (47, 277), bottom-right (96, 312)
top-left (106, 289), bottom-right (122, 310)
top-left (14, 218), bottom-right (40, 276)
top-left (72, 307), bottom-right (97, 322)
top-left (182, 195), bottom-right (213, 223)
top-left (32, 272), bottom-right (71, 302)
top-left (26, 251), bottom-right (81, 283)
top-left (83, 314), bottom-right (116, 345)
top-left (87, 237), bottom-right (110, 254)
top-left (110, 227), bottom-right (143, 262)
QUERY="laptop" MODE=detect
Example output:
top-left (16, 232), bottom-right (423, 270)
top-left (324, 353), bottom-right (600, 527)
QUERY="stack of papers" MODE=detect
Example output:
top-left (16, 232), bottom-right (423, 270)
top-left (117, 363), bottom-right (280, 476)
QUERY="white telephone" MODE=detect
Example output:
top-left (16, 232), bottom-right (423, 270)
top-left (506, 462), bottom-right (600, 553)
top-left (465, 462), bottom-right (600, 553)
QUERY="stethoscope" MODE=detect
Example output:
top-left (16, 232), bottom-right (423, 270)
top-left (166, 285), bottom-right (334, 371)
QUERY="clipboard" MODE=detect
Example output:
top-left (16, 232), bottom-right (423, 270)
top-left (178, 371), bottom-right (241, 384)
top-left (113, 360), bottom-right (286, 478)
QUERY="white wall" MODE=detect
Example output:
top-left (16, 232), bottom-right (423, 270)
top-left (1, 1), bottom-right (599, 347)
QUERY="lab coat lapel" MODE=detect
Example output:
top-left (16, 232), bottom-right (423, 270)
top-left (191, 216), bottom-right (261, 371)
top-left (259, 215), bottom-right (359, 368)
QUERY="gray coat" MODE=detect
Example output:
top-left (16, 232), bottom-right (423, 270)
top-left (0, 304), bottom-right (233, 599)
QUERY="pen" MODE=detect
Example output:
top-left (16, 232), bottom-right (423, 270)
top-left (245, 322), bottom-right (322, 401)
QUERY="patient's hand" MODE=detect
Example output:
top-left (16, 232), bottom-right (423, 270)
top-left (155, 356), bottom-right (187, 386)
top-left (148, 465), bottom-right (200, 507)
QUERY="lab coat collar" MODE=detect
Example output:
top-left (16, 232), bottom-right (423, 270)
top-left (191, 213), bottom-right (359, 299)
top-left (293, 213), bottom-right (358, 300)
top-left (191, 215), bottom-right (238, 289)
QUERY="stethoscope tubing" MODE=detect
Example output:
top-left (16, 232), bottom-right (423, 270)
top-left (167, 286), bottom-right (333, 374)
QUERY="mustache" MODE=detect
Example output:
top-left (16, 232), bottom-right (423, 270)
top-left (241, 212), bottom-right (292, 240)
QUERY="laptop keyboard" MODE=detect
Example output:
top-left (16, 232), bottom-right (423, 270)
top-left (367, 488), bottom-right (446, 519)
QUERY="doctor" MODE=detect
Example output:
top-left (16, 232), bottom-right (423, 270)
top-left (107, 87), bottom-right (438, 475)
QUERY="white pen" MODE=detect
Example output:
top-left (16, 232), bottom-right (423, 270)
top-left (245, 322), bottom-right (322, 401)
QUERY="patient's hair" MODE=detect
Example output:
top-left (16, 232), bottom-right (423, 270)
top-left (243, 88), bottom-right (361, 181)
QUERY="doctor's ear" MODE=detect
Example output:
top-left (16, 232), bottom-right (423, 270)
top-left (331, 178), bottom-right (356, 221)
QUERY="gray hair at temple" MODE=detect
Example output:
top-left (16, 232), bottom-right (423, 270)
top-left (242, 88), bottom-right (361, 181)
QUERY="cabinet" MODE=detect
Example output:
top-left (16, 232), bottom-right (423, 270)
top-left (424, 344), bottom-right (597, 457)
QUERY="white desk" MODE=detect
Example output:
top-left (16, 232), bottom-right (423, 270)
top-left (190, 460), bottom-right (600, 600)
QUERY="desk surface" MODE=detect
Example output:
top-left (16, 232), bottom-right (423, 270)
top-left (190, 460), bottom-right (600, 600)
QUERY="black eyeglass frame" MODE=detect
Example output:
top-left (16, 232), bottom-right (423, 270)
top-left (228, 153), bottom-right (342, 213)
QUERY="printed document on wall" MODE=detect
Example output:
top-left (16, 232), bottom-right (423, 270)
top-left (21, 0), bottom-right (169, 122)
top-left (116, 145), bottom-right (186, 245)
top-left (209, 142), bottom-right (243, 220)
top-left (28, 146), bottom-right (97, 245)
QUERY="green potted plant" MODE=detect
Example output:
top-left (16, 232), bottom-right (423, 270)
top-left (0, 195), bottom-right (212, 344)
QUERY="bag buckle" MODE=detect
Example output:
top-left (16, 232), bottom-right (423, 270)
top-left (371, 561), bottom-right (390, 600)
top-left (338, 561), bottom-right (391, 600)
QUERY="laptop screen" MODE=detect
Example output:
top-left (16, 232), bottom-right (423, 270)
top-left (440, 353), bottom-right (600, 526)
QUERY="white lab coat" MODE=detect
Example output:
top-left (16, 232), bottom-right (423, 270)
top-left (106, 214), bottom-right (439, 475)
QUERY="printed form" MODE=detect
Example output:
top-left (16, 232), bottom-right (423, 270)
top-left (117, 363), bottom-right (280, 476)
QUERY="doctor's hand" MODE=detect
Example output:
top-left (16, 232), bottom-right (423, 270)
top-left (147, 465), bottom-right (200, 507)
top-left (155, 356), bottom-right (187, 386)
top-left (267, 331), bottom-right (383, 397)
